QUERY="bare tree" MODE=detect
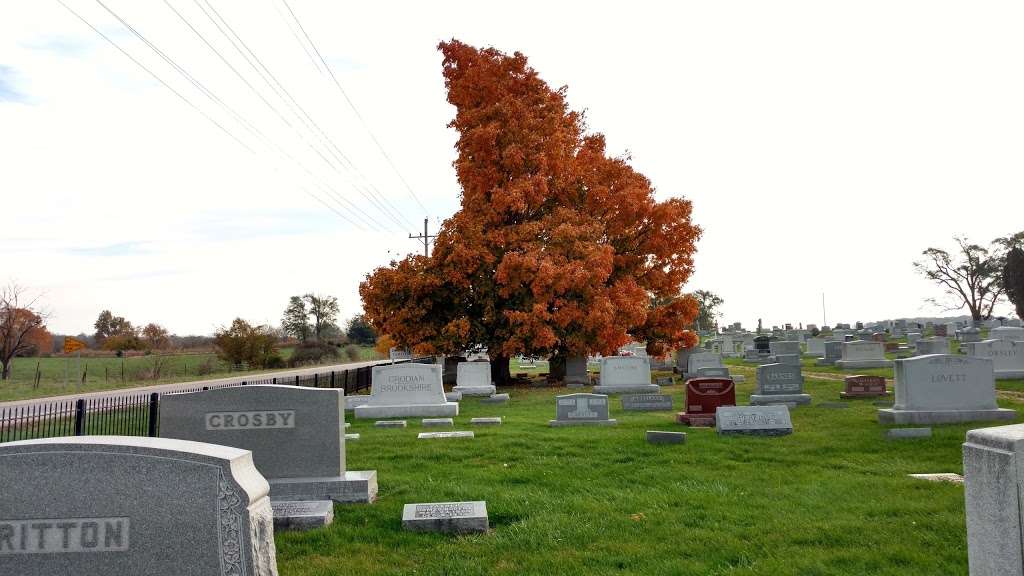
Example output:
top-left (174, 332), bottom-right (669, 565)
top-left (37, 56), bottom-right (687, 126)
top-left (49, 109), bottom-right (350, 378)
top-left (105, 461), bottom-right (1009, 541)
top-left (913, 236), bottom-right (1005, 322)
top-left (0, 284), bottom-right (50, 380)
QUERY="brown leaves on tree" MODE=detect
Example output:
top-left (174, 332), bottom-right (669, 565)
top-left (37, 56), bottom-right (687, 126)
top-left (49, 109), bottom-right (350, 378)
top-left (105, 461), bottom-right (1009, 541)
top-left (360, 40), bottom-right (701, 362)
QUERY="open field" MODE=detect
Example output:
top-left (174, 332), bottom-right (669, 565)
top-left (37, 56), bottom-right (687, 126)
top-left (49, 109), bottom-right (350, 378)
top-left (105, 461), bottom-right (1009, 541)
top-left (0, 345), bottom-right (382, 402)
top-left (274, 373), bottom-right (1021, 576)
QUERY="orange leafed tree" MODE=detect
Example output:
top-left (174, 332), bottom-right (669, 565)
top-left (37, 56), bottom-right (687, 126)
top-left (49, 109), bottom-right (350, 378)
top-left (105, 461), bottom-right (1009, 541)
top-left (360, 40), bottom-right (701, 383)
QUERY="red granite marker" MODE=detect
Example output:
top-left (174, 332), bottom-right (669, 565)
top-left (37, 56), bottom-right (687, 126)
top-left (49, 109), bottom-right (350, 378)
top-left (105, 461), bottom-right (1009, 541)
top-left (840, 374), bottom-right (889, 399)
top-left (677, 377), bottom-right (736, 427)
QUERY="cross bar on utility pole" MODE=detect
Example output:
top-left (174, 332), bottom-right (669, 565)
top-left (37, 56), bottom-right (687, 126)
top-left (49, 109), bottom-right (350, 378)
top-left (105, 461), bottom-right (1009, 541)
top-left (409, 218), bottom-right (437, 257)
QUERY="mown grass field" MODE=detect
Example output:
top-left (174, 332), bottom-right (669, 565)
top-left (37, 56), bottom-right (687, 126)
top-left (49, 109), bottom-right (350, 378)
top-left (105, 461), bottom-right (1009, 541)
top-left (0, 345), bottom-right (382, 402)
top-left (275, 368), bottom-right (1024, 576)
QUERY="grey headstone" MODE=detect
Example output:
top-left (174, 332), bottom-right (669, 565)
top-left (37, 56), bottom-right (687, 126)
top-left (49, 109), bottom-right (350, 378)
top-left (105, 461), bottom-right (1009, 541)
top-left (453, 362), bottom-right (496, 396)
top-left (594, 356), bottom-right (658, 394)
top-left (0, 436), bottom-right (278, 575)
top-left (549, 393), bottom-right (617, 427)
top-left (966, 340), bottom-right (1024, 379)
top-left (272, 500), bottom-right (334, 531)
top-left (422, 418), bottom-right (454, 427)
top-left (696, 366), bottom-right (730, 378)
top-left (356, 363), bottom-right (457, 419)
top-left (417, 431), bottom-right (474, 439)
top-left (964, 423), bottom-right (1024, 575)
top-left (835, 341), bottom-right (892, 369)
top-left (655, 376), bottom-right (674, 386)
top-left (715, 405), bottom-right (793, 436)
top-left (470, 417), bottom-right (502, 426)
top-left (445, 391), bottom-right (463, 402)
top-left (620, 394), bottom-right (674, 411)
top-left (344, 433), bottom-right (360, 441)
top-left (885, 428), bottom-right (932, 439)
top-left (401, 501), bottom-right (488, 534)
top-left (564, 356), bottom-right (589, 387)
top-left (879, 355), bottom-right (1016, 425)
top-left (751, 363), bottom-right (810, 406)
top-left (481, 393), bottom-right (510, 404)
top-left (646, 431), bottom-right (686, 444)
top-left (159, 384), bottom-right (376, 504)
top-left (374, 420), bottom-right (408, 428)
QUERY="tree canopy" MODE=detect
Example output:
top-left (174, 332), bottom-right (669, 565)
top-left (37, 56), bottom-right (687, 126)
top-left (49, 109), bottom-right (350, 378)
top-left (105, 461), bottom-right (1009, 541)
top-left (914, 232), bottom-right (1022, 321)
top-left (360, 40), bottom-right (701, 380)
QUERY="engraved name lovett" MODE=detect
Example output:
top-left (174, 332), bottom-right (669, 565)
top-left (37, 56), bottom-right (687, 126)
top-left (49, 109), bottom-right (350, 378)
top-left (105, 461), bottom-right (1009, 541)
top-left (0, 517), bottom-right (129, 554)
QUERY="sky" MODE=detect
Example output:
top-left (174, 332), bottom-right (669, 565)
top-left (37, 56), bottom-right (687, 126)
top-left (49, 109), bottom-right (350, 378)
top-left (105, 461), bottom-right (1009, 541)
top-left (1, 0), bottom-right (1022, 336)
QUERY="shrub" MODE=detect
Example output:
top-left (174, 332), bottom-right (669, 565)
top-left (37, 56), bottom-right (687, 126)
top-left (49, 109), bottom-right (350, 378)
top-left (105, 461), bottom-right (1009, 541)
top-left (287, 341), bottom-right (339, 367)
top-left (344, 344), bottom-right (361, 362)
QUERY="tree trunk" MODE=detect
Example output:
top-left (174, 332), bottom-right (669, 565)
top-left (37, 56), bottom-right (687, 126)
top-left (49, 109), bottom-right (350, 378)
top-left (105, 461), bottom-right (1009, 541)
top-left (549, 353), bottom-right (566, 382)
top-left (490, 355), bottom-right (511, 387)
top-left (0, 359), bottom-right (9, 380)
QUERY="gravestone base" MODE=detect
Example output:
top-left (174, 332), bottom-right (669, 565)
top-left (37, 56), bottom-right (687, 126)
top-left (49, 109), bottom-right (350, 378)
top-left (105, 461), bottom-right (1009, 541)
top-left (995, 370), bottom-right (1024, 380)
top-left (445, 391), bottom-right (463, 402)
top-left (482, 393), bottom-right (510, 404)
top-left (354, 402), bottom-right (458, 419)
top-left (592, 384), bottom-right (660, 395)
top-left (835, 359), bottom-right (893, 369)
top-left (676, 413), bottom-right (716, 427)
top-left (878, 408), bottom-right (1017, 425)
top-left (453, 385), bottom-right (496, 396)
top-left (815, 358), bottom-right (836, 366)
top-left (548, 418), bottom-right (617, 427)
top-left (750, 393), bottom-right (811, 406)
top-left (269, 470), bottom-right (378, 503)
top-left (840, 390), bottom-right (891, 399)
top-left (272, 500), bottom-right (334, 531)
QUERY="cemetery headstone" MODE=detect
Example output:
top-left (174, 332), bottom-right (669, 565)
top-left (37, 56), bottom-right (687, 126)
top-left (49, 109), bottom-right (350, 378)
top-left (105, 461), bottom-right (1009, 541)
top-left (677, 377), bottom-right (736, 426)
top-left (835, 340), bottom-right (893, 369)
top-left (774, 353), bottom-right (801, 367)
top-left (915, 337), bottom-right (949, 356)
top-left (963, 423), bottom-right (1024, 575)
top-left (402, 501), bottom-right (488, 534)
top-left (355, 363), bottom-right (458, 419)
top-left (751, 363), bottom-right (811, 406)
top-left (453, 361), bottom-right (496, 396)
top-left (564, 356), bottom-right (589, 387)
top-left (271, 500), bottom-right (333, 531)
top-left (878, 355), bottom-right (1016, 424)
top-left (594, 356), bottom-right (659, 394)
top-left (967, 340), bottom-right (1024, 379)
top-left (686, 352), bottom-right (724, 377)
top-left (646, 431), bottom-right (686, 444)
top-left (0, 436), bottom-right (278, 575)
top-left (990, 326), bottom-right (1024, 342)
top-left (715, 405), bottom-right (793, 436)
top-left (620, 394), bottom-right (673, 411)
top-left (804, 338), bottom-right (826, 357)
top-left (695, 366), bottom-right (731, 378)
top-left (769, 340), bottom-right (801, 356)
top-left (549, 393), bottom-right (616, 427)
top-left (816, 340), bottom-right (844, 366)
top-left (160, 385), bottom-right (376, 504)
top-left (840, 375), bottom-right (889, 398)
top-left (961, 327), bottom-right (982, 344)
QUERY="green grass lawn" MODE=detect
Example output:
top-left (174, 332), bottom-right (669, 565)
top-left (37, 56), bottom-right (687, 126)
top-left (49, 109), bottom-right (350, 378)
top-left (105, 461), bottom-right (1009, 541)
top-left (0, 345), bottom-right (382, 402)
top-left (275, 374), bottom-right (1018, 576)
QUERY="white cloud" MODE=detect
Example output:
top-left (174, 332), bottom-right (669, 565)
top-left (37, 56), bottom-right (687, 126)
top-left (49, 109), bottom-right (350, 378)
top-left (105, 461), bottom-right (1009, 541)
top-left (1, 0), bottom-right (1022, 336)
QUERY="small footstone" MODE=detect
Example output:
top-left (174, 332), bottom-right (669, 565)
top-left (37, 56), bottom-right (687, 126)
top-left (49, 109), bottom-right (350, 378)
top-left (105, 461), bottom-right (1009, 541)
top-left (482, 393), bottom-right (510, 404)
top-left (345, 433), bottom-right (360, 441)
top-left (886, 427), bottom-right (932, 440)
top-left (272, 500), bottom-right (334, 531)
top-left (818, 402), bottom-right (850, 409)
top-left (646, 431), bottom-right (686, 444)
top-left (471, 417), bottom-right (502, 426)
top-left (402, 501), bottom-right (488, 534)
top-left (445, 391), bottom-right (463, 402)
top-left (375, 420), bottom-right (407, 428)
top-left (422, 418), bottom-right (454, 427)
top-left (734, 375), bottom-right (746, 383)
top-left (908, 473), bottom-right (963, 484)
top-left (345, 422), bottom-right (351, 428)
top-left (417, 431), bottom-right (474, 439)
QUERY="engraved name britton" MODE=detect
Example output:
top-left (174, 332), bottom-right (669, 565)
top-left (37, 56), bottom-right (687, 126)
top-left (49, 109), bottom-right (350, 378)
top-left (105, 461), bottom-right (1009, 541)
top-left (205, 410), bottom-right (296, 430)
top-left (0, 517), bottom-right (129, 554)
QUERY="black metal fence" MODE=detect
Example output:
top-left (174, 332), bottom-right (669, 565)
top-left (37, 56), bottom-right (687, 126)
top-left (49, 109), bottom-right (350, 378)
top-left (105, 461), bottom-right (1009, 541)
top-left (0, 358), bottom-right (433, 444)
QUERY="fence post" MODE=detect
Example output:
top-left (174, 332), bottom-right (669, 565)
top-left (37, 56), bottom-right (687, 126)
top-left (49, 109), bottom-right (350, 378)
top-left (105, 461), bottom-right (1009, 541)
top-left (74, 399), bottom-right (86, 436)
top-left (147, 393), bottom-right (159, 437)
top-left (295, 375), bottom-right (299, 386)
top-left (314, 373), bottom-right (319, 388)
top-left (273, 377), bottom-right (277, 384)
top-left (202, 386), bottom-right (209, 391)
top-left (330, 371), bottom-right (335, 388)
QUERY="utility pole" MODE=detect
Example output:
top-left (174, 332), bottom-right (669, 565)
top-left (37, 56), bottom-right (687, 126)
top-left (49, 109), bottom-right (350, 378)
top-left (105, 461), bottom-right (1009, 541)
top-left (409, 218), bottom-right (437, 257)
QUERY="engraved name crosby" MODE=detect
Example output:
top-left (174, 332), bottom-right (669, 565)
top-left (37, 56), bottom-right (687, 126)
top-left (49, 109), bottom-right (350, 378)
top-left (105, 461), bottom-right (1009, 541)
top-left (205, 410), bottom-right (295, 430)
top-left (0, 517), bottom-right (129, 554)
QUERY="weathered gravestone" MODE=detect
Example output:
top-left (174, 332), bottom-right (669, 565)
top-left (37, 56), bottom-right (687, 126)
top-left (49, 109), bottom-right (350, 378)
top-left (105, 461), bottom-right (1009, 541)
top-left (804, 338), bottom-right (826, 357)
top-left (751, 363), bottom-right (811, 406)
top-left (594, 356), bottom-right (658, 394)
top-left (774, 354), bottom-right (801, 367)
top-left (990, 326), bottom-right (1024, 342)
top-left (841, 375), bottom-right (889, 398)
top-left (835, 340), bottom-right (893, 369)
top-left (695, 366), bottom-right (730, 378)
top-left (401, 501), bottom-right (488, 534)
top-left (769, 341), bottom-right (801, 357)
top-left (961, 327), bottom-right (982, 344)
top-left (962, 423), bottom-right (1024, 575)
top-left (620, 394), bottom-right (673, 411)
top-left (907, 333), bottom-right (922, 347)
top-left (716, 405), bottom-right (793, 436)
top-left (686, 352), bottom-right (723, 377)
top-left (0, 436), bottom-right (278, 575)
top-left (915, 337), bottom-right (949, 356)
top-left (878, 355), bottom-right (1016, 425)
top-left (967, 340), bottom-right (1024, 379)
top-left (453, 362), bottom-right (496, 396)
top-left (355, 363), bottom-right (457, 419)
top-left (564, 356), bottom-right (590, 388)
top-left (160, 385), bottom-right (377, 506)
top-left (816, 340), bottom-right (844, 366)
top-left (271, 500), bottom-right (333, 531)
top-left (549, 393), bottom-right (616, 427)
top-left (677, 377), bottom-right (736, 426)
top-left (389, 347), bottom-right (412, 361)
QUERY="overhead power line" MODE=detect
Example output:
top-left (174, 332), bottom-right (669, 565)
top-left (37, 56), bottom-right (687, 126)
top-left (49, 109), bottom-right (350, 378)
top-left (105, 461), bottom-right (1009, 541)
top-left (57, 0), bottom-right (368, 230)
top-left (278, 0), bottom-right (431, 215)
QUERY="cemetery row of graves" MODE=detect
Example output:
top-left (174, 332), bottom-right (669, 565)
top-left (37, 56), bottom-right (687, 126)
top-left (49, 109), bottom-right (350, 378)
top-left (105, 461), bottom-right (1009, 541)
top-left (1, 321), bottom-right (1024, 574)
